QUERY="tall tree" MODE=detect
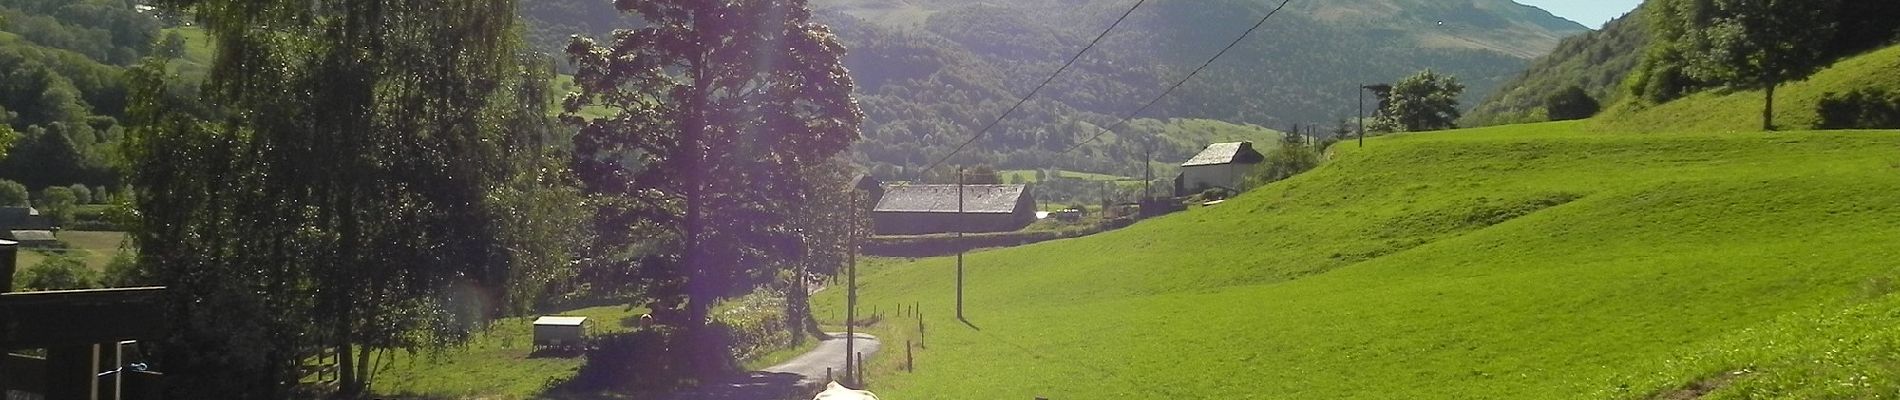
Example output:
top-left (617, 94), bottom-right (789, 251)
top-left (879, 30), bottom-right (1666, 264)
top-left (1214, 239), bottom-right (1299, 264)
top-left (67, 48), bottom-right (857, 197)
top-left (1686, 0), bottom-right (1842, 131)
top-left (1379, 70), bottom-right (1465, 132)
top-left (564, 0), bottom-right (863, 378)
top-left (781, 158), bottom-right (866, 341)
top-left (127, 0), bottom-right (576, 397)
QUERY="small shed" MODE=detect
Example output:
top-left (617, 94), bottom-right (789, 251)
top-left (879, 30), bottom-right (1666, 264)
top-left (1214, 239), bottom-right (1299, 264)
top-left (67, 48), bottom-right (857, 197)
top-left (532, 316), bottom-right (589, 350)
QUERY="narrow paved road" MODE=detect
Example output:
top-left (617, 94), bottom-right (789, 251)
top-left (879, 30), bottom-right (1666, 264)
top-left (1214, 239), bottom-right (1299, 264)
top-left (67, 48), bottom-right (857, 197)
top-left (668, 333), bottom-right (880, 400)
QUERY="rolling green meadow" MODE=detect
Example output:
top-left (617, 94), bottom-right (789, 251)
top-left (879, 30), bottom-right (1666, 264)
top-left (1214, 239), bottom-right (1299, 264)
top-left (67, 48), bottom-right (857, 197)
top-left (810, 46), bottom-right (1900, 399)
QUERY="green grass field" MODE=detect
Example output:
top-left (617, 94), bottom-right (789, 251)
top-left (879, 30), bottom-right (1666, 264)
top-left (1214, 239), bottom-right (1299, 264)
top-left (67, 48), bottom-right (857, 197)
top-left (817, 121), bottom-right (1900, 398)
top-left (999, 169), bottom-right (1138, 184)
top-left (16, 231), bottom-right (129, 273)
top-left (370, 305), bottom-right (640, 398)
top-left (811, 46), bottom-right (1900, 399)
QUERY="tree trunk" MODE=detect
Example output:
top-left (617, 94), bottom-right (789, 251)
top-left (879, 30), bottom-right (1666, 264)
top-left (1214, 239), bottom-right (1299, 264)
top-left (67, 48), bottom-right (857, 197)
top-left (335, 313), bottom-right (355, 397)
top-left (683, 18), bottom-right (720, 380)
top-left (1764, 79), bottom-right (1778, 131)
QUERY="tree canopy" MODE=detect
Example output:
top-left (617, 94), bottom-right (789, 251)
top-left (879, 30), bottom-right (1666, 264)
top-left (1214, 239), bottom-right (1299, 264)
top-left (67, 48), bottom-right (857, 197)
top-left (563, 0), bottom-right (863, 379)
top-left (1379, 70), bottom-right (1466, 132)
top-left (1685, 0), bottom-right (1842, 130)
top-left (128, 0), bottom-right (578, 397)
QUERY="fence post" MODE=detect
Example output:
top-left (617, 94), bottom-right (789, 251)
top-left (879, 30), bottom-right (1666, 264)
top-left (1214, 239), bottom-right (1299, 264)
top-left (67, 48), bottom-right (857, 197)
top-left (906, 340), bottom-right (914, 372)
top-left (856, 352), bottom-right (866, 387)
top-left (827, 367), bottom-right (832, 383)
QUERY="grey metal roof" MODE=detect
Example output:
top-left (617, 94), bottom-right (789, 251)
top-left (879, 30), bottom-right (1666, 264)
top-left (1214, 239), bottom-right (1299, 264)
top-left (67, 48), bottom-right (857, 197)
top-left (873, 184), bottom-right (1027, 214)
top-left (1181, 142), bottom-right (1265, 167)
top-left (7, 230), bottom-right (55, 242)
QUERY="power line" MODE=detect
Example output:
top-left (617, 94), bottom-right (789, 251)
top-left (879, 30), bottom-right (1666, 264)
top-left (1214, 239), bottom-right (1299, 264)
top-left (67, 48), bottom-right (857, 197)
top-left (1064, 0), bottom-right (1294, 153)
top-left (917, 0), bottom-right (1150, 179)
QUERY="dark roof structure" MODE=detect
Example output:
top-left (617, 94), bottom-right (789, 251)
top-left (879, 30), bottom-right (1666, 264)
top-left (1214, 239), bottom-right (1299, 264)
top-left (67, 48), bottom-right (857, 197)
top-left (1181, 142), bottom-right (1266, 167)
top-left (0, 207), bottom-right (39, 223)
top-left (873, 184), bottom-right (1028, 214)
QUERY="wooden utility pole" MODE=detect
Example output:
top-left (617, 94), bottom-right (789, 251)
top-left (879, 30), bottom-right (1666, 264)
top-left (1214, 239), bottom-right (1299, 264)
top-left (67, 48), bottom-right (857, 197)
top-left (955, 168), bottom-right (965, 321)
top-left (1357, 85), bottom-right (1366, 148)
top-left (1142, 140), bottom-right (1153, 202)
top-left (845, 191), bottom-right (858, 385)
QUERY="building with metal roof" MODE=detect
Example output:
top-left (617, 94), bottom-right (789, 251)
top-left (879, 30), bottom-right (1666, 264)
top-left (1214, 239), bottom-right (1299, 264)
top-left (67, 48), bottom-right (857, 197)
top-left (871, 184), bottom-right (1036, 235)
top-left (1176, 142), bottom-right (1265, 196)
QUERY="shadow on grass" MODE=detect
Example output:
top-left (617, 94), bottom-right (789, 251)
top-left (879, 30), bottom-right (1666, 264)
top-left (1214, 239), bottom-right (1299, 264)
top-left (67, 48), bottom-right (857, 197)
top-left (958, 317), bottom-right (981, 331)
top-left (528, 348), bottom-right (586, 359)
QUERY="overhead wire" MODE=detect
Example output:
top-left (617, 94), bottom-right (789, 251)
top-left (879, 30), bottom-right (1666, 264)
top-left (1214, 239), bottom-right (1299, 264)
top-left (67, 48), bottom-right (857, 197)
top-left (1064, 0), bottom-right (1294, 153)
top-left (916, 0), bottom-right (1150, 178)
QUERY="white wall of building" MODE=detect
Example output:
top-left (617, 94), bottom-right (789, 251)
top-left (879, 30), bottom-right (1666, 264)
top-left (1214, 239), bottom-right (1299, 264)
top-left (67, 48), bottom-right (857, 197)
top-left (1182, 163), bottom-right (1252, 192)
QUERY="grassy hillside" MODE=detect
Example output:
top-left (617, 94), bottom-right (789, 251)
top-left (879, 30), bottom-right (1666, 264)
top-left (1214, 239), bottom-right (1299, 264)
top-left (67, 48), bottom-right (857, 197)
top-left (812, 120), bottom-right (1900, 398)
top-left (1593, 44), bottom-right (1900, 133)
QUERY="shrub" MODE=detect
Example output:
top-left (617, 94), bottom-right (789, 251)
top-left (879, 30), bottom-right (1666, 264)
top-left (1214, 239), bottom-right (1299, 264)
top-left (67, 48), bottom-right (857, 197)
top-left (0, 180), bottom-right (27, 206)
top-left (19, 254), bottom-right (99, 291)
top-left (566, 329), bottom-right (697, 394)
top-left (37, 186), bottom-right (77, 226)
top-left (68, 184), bottom-right (92, 205)
top-left (1243, 144), bottom-right (1322, 190)
top-left (1545, 85), bottom-right (1601, 121)
top-left (101, 250), bottom-right (144, 287)
top-left (1816, 88), bottom-right (1900, 129)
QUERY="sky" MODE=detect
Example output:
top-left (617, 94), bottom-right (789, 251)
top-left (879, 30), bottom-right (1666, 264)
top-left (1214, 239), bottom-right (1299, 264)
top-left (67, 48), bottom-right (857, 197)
top-left (1514, 0), bottom-right (1645, 28)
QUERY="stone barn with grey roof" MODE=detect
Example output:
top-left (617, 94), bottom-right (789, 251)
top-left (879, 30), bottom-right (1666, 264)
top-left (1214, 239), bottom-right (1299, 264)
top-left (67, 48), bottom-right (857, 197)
top-left (1176, 142), bottom-right (1266, 196)
top-left (872, 184), bottom-right (1036, 235)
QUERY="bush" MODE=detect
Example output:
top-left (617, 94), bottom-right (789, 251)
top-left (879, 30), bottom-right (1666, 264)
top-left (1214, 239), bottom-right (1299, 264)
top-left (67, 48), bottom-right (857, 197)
top-left (101, 250), bottom-right (143, 287)
top-left (0, 180), bottom-right (26, 206)
top-left (19, 254), bottom-right (99, 291)
top-left (1243, 144), bottom-right (1322, 190)
top-left (1816, 88), bottom-right (1900, 129)
top-left (68, 184), bottom-right (92, 205)
top-left (563, 329), bottom-right (698, 395)
top-left (1544, 85), bottom-right (1601, 121)
top-left (37, 186), bottom-right (77, 226)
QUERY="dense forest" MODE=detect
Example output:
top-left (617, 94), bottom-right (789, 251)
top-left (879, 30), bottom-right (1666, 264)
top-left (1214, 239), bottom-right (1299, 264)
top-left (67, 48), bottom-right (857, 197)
top-left (519, 0), bottom-right (1586, 180)
top-left (1463, 8), bottom-right (1649, 126)
top-left (0, 0), bottom-right (156, 191)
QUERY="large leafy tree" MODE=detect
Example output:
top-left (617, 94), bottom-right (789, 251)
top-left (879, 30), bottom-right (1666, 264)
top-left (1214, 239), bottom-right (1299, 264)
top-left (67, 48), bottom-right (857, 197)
top-left (1379, 70), bottom-right (1465, 132)
top-left (127, 0), bottom-right (577, 397)
top-left (1686, 0), bottom-right (1842, 131)
top-left (564, 0), bottom-right (862, 377)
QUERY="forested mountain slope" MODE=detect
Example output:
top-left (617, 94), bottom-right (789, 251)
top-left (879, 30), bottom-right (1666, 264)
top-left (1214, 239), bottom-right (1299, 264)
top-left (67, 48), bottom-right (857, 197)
top-left (0, 0), bottom-right (159, 189)
top-left (1463, 7), bottom-right (1648, 126)
top-left (520, 0), bottom-right (1587, 178)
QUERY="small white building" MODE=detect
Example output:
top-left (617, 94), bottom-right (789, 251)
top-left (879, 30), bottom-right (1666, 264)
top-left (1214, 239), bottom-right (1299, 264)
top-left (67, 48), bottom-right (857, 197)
top-left (532, 316), bottom-right (589, 350)
top-left (1176, 142), bottom-right (1266, 195)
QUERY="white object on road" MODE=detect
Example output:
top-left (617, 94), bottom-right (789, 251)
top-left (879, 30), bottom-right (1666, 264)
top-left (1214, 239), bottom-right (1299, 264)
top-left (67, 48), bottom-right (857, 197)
top-left (813, 381), bottom-right (880, 400)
